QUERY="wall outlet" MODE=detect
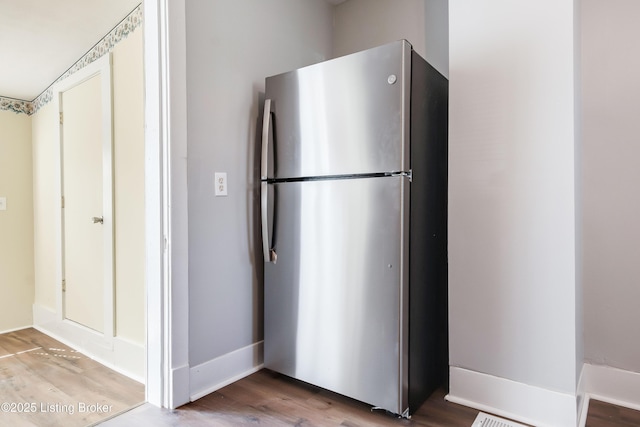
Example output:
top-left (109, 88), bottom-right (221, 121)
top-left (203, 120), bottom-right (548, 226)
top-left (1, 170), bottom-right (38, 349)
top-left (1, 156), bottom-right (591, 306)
top-left (0, 197), bottom-right (6, 211)
top-left (215, 173), bottom-right (228, 196)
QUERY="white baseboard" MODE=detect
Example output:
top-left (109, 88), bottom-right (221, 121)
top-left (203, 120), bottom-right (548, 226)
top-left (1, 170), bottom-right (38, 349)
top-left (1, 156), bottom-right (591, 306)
top-left (171, 364), bottom-right (191, 409)
top-left (0, 325), bottom-right (32, 335)
top-left (581, 363), bottom-right (640, 411)
top-left (189, 340), bottom-right (264, 402)
top-left (32, 303), bottom-right (145, 383)
top-left (447, 366), bottom-right (577, 427)
top-left (577, 364), bottom-right (588, 427)
top-left (33, 302), bottom-right (57, 325)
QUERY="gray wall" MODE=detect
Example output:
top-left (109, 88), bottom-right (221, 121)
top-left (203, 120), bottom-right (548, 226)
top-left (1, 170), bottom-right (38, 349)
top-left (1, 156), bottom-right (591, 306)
top-left (424, 0), bottom-right (449, 78)
top-left (185, 0), bottom-right (333, 367)
top-left (448, 0), bottom-right (580, 394)
top-left (582, 0), bottom-right (640, 374)
top-left (332, 0), bottom-right (448, 78)
top-left (333, 0), bottom-right (428, 58)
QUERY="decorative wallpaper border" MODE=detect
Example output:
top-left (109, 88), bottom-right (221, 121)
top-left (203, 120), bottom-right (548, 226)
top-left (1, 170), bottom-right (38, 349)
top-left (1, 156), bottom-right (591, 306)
top-left (0, 97), bottom-right (34, 115)
top-left (0, 3), bottom-right (142, 116)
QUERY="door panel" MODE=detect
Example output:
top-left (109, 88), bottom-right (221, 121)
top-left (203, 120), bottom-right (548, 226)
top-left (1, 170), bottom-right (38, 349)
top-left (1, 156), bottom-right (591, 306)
top-left (62, 74), bottom-right (104, 333)
top-left (264, 176), bottom-right (408, 412)
top-left (264, 41), bottom-right (410, 179)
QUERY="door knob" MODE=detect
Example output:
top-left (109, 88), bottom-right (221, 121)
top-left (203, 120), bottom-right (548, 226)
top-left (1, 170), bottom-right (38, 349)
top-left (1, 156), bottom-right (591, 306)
top-left (92, 216), bottom-right (104, 224)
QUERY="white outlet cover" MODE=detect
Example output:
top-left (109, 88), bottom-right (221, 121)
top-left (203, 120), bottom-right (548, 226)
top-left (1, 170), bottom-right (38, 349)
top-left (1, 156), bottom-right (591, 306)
top-left (0, 197), bottom-right (6, 211)
top-left (215, 172), bottom-right (228, 196)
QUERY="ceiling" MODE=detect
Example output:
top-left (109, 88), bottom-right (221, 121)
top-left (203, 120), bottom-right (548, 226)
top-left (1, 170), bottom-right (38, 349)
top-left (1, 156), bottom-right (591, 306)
top-left (0, 0), bottom-right (348, 102)
top-left (0, 0), bottom-right (141, 101)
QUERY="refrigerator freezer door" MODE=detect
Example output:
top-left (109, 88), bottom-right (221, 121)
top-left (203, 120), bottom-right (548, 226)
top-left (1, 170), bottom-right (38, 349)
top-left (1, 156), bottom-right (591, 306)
top-left (264, 40), bottom-right (411, 180)
top-left (264, 176), bottom-right (410, 414)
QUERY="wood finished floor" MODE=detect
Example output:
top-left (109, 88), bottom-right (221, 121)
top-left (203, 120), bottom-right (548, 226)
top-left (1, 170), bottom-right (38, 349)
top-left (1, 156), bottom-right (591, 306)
top-left (98, 369), bottom-right (640, 427)
top-left (3, 331), bottom-right (638, 426)
top-left (0, 328), bottom-right (144, 427)
top-left (586, 399), bottom-right (640, 427)
top-left (99, 369), bottom-right (477, 426)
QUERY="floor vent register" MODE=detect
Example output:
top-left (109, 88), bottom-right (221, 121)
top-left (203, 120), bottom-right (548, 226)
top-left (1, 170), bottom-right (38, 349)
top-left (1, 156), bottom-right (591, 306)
top-left (471, 412), bottom-right (529, 427)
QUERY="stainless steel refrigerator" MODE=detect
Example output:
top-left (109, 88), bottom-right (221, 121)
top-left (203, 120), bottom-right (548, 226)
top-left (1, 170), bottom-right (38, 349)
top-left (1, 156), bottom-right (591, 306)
top-left (260, 40), bottom-right (448, 417)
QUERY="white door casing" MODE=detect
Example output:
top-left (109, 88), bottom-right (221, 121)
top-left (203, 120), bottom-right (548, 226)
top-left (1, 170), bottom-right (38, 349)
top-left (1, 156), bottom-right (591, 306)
top-left (143, 0), bottom-right (190, 408)
top-left (34, 51), bottom-right (145, 382)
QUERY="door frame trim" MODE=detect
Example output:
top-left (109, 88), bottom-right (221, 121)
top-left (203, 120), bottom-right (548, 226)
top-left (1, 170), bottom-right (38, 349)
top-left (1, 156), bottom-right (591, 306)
top-left (54, 53), bottom-right (115, 341)
top-left (143, 0), bottom-right (190, 408)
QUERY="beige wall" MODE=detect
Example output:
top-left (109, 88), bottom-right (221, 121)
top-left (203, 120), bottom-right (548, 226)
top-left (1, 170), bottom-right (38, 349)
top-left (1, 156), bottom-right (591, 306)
top-left (31, 27), bottom-right (145, 345)
top-left (31, 102), bottom-right (58, 312)
top-left (113, 28), bottom-right (145, 344)
top-left (0, 110), bottom-right (34, 332)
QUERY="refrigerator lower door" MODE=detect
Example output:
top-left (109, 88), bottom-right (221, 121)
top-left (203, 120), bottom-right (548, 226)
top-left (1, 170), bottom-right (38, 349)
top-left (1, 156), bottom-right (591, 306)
top-left (264, 176), bottom-right (410, 414)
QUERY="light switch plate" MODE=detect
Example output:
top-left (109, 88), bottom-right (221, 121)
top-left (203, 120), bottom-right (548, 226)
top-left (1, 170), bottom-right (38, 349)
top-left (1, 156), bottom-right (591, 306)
top-left (0, 197), bottom-right (6, 211)
top-left (215, 173), bottom-right (228, 196)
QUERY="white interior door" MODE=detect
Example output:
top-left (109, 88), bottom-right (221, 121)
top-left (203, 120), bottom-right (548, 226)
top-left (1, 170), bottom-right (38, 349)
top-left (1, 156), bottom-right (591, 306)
top-left (59, 56), bottom-right (114, 336)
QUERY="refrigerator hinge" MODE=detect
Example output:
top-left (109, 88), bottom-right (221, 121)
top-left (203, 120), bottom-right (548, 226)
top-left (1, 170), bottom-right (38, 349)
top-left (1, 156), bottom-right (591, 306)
top-left (390, 171), bottom-right (412, 182)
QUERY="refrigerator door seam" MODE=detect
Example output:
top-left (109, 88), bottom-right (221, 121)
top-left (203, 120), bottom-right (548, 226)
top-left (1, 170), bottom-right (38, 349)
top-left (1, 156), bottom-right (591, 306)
top-left (265, 171), bottom-right (411, 184)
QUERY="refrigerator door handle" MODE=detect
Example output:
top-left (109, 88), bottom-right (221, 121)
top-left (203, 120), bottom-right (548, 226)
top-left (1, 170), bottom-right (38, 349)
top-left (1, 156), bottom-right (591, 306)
top-left (261, 98), bottom-right (273, 180)
top-left (261, 181), bottom-right (277, 263)
top-left (261, 98), bottom-right (277, 263)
